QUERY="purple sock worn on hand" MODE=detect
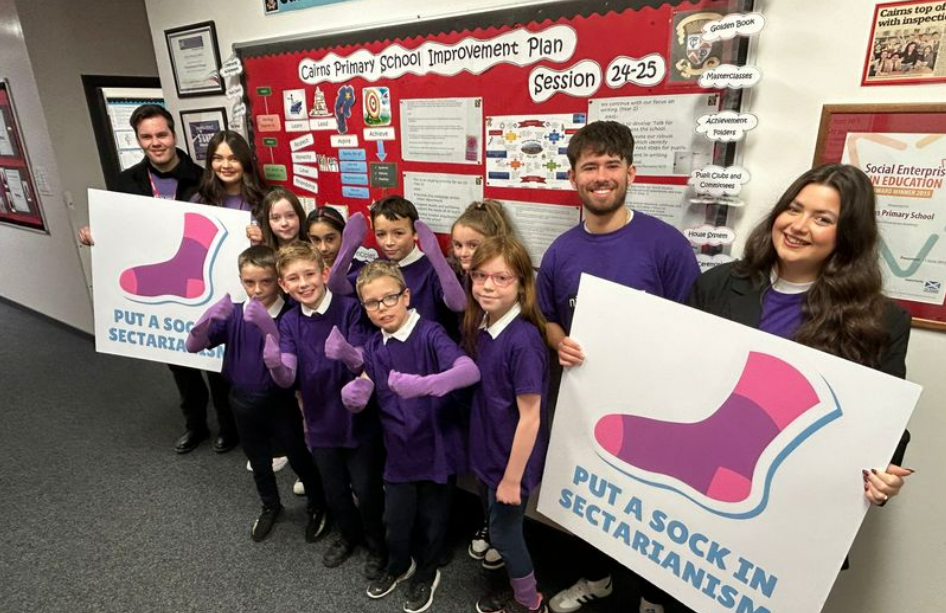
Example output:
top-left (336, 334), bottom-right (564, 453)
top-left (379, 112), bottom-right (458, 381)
top-left (185, 293), bottom-right (233, 352)
top-left (511, 572), bottom-right (540, 610)
top-left (263, 334), bottom-right (297, 388)
top-left (324, 325), bottom-right (364, 372)
top-left (243, 298), bottom-right (280, 342)
top-left (328, 212), bottom-right (367, 296)
top-left (388, 356), bottom-right (480, 399)
top-left (416, 221), bottom-right (466, 312)
top-left (341, 377), bottom-right (374, 412)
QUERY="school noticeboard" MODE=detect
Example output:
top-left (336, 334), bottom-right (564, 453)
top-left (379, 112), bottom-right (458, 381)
top-left (537, 275), bottom-right (921, 613)
top-left (89, 190), bottom-right (251, 371)
top-left (235, 0), bottom-right (753, 263)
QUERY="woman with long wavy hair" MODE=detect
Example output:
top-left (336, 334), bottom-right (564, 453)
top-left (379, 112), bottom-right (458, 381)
top-left (689, 163), bottom-right (913, 509)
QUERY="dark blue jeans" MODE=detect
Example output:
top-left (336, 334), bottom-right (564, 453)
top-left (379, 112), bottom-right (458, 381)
top-left (230, 386), bottom-right (324, 511)
top-left (384, 479), bottom-right (454, 583)
top-left (488, 488), bottom-right (533, 579)
top-left (312, 438), bottom-right (386, 554)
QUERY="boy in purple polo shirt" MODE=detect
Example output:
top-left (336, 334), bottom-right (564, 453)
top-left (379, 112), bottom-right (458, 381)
top-left (327, 196), bottom-right (466, 335)
top-left (539, 121), bottom-right (699, 613)
top-left (185, 245), bottom-right (327, 543)
top-left (335, 260), bottom-right (480, 613)
top-left (261, 241), bottom-right (388, 579)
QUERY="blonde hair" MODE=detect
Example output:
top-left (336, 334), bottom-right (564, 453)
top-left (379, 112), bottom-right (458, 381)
top-left (275, 240), bottom-right (324, 277)
top-left (355, 260), bottom-right (406, 299)
top-left (451, 199), bottom-right (514, 239)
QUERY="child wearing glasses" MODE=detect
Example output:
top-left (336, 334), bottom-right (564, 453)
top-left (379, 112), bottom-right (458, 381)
top-left (329, 260), bottom-right (480, 613)
top-left (461, 236), bottom-right (550, 613)
top-left (258, 241), bottom-right (388, 578)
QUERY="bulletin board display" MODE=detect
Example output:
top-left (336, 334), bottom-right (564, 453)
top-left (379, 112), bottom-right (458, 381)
top-left (0, 80), bottom-right (47, 232)
top-left (235, 0), bottom-right (752, 260)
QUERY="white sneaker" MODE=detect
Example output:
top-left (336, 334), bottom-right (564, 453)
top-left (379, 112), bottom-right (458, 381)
top-left (246, 460), bottom-right (253, 472)
top-left (481, 547), bottom-right (504, 570)
top-left (549, 576), bottom-right (613, 613)
top-left (468, 523), bottom-right (490, 559)
top-left (272, 456), bottom-right (288, 472)
top-left (293, 478), bottom-right (305, 496)
top-left (639, 598), bottom-right (664, 613)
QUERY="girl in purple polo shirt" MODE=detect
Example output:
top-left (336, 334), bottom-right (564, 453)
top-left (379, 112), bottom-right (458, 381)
top-left (461, 236), bottom-right (550, 613)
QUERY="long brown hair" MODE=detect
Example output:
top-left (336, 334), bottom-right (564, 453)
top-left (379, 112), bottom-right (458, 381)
top-left (461, 236), bottom-right (547, 356)
top-left (736, 163), bottom-right (888, 366)
top-left (260, 187), bottom-right (307, 248)
top-left (195, 131), bottom-right (266, 219)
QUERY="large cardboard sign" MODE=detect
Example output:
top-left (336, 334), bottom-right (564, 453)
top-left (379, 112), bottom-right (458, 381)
top-left (89, 189), bottom-right (251, 371)
top-left (538, 275), bottom-right (921, 613)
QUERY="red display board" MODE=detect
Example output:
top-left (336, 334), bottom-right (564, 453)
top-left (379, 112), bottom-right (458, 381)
top-left (0, 81), bottom-right (47, 232)
top-left (236, 0), bottom-right (751, 253)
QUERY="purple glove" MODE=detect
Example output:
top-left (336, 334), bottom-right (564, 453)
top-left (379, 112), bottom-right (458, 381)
top-left (324, 326), bottom-right (364, 373)
top-left (263, 334), bottom-right (297, 388)
top-left (244, 298), bottom-right (279, 342)
top-left (186, 293), bottom-right (233, 352)
top-left (387, 356), bottom-right (480, 399)
top-left (416, 221), bottom-right (466, 312)
top-left (341, 377), bottom-right (374, 413)
top-left (328, 212), bottom-right (367, 295)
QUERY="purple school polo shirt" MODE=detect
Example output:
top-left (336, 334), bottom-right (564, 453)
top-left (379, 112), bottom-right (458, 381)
top-left (537, 211), bottom-right (699, 334)
top-left (760, 289), bottom-right (806, 339)
top-left (470, 315), bottom-right (549, 495)
top-left (399, 254), bottom-right (459, 337)
top-left (206, 300), bottom-right (293, 392)
top-left (279, 293), bottom-right (378, 449)
top-left (362, 316), bottom-right (468, 483)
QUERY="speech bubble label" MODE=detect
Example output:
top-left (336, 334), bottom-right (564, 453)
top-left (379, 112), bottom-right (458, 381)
top-left (529, 59), bottom-right (602, 103)
top-left (225, 84), bottom-right (244, 100)
top-left (605, 54), bottom-right (667, 88)
top-left (696, 252), bottom-right (736, 272)
top-left (685, 224), bottom-right (736, 247)
top-left (698, 64), bottom-right (762, 89)
top-left (220, 55), bottom-right (244, 78)
top-left (702, 12), bottom-right (766, 42)
top-left (688, 165), bottom-right (751, 197)
top-left (695, 111), bottom-right (758, 142)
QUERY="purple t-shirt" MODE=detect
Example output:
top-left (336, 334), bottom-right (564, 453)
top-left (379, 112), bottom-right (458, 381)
top-left (470, 316), bottom-right (549, 495)
top-left (150, 171), bottom-right (178, 200)
top-left (399, 255), bottom-right (459, 337)
top-left (760, 289), bottom-right (806, 339)
top-left (206, 300), bottom-right (293, 392)
top-left (362, 317), bottom-right (468, 483)
top-left (279, 294), bottom-right (378, 449)
top-left (537, 212), bottom-right (699, 334)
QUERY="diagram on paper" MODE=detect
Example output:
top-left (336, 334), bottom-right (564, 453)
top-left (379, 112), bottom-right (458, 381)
top-left (485, 114), bottom-right (586, 190)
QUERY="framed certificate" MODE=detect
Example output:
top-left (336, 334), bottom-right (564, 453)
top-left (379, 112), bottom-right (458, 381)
top-left (180, 107), bottom-right (228, 163)
top-left (814, 103), bottom-right (946, 330)
top-left (165, 21), bottom-right (224, 98)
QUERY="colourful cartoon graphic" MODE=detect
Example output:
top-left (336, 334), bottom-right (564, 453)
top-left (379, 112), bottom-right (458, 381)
top-left (310, 86), bottom-right (331, 117)
top-left (119, 212), bottom-right (225, 306)
top-left (485, 114), bottom-right (585, 190)
top-left (594, 351), bottom-right (841, 518)
top-left (334, 85), bottom-right (356, 134)
top-left (363, 87), bottom-right (391, 127)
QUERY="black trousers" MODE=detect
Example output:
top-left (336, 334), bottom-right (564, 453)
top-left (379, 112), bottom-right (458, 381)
top-left (312, 439), bottom-right (386, 554)
top-left (167, 364), bottom-right (236, 437)
top-left (229, 386), bottom-right (324, 510)
top-left (384, 479), bottom-right (454, 584)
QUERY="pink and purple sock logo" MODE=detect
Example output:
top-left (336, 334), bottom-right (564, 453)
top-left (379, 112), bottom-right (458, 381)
top-left (119, 212), bottom-right (226, 306)
top-left (593, 351), bottom-right (841, 518)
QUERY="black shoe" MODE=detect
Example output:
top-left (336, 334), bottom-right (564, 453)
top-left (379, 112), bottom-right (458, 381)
top-left (367, 558), bottom-right (416, 599)
top-left (213, 433), bottom-right (239, 453)
top-left (476, 588), bottom-right (512, 613)
top-left (403, 570), bottom-right (440, 613)
top-left (364, 549), bottom-right (387, 581)
top-left (323, 538), bottom-right (355, 568)
top-left (505, 595), bottom-right (548, 613)
top-left (305, 508), bottom-right (330, 542)
top-left (251, 504), bottom-right (282, 542)
top-left (174, 429), bottom-right (209, 454)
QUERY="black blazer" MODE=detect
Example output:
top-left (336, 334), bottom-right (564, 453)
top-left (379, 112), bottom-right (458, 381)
top-left (688, 262), bottom-right (912, 465)
top-left (114, 148), bottom-right (203, 202)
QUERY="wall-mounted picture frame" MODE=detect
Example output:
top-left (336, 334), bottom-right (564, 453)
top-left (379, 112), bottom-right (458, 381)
top-left (862, 1), bottom-right (946, 87)
top-left (0, 79), bottom-right (48, 233)
top-left (165, 21), bottom-right (224, 98)
top-left (180, 107), bottom-right (228, 163)
top-left (814, 103), bottom-right (946, 331)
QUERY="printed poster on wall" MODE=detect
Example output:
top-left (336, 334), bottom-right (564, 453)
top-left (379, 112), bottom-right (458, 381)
top-left (89, 189), bottom-right (251, 371)
top-left (538, 275), bottom-right (920, 613)
top-left (841, 132), bottom-right (946, 305)
top-left (485, 114), bottom-right (586, 190)
top-left (862, 1), bottom-right (946, 86)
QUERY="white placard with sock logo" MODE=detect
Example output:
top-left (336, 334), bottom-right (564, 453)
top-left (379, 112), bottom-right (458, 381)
top-left (537, 274), bottom-right (921, 613)
top-left (89, 189), bottom-right (251, 371)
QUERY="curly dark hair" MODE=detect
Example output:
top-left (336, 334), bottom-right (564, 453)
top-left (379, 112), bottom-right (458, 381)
top-left (736, 163), bottom-right (889, 366)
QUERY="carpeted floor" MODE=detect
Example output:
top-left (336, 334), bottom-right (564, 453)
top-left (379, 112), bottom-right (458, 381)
top-left (0, 299), bottom-right (651, 613)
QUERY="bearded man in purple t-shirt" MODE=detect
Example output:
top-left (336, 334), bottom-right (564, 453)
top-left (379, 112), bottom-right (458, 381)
top-left (538, 121), bottom-right (699, 613)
